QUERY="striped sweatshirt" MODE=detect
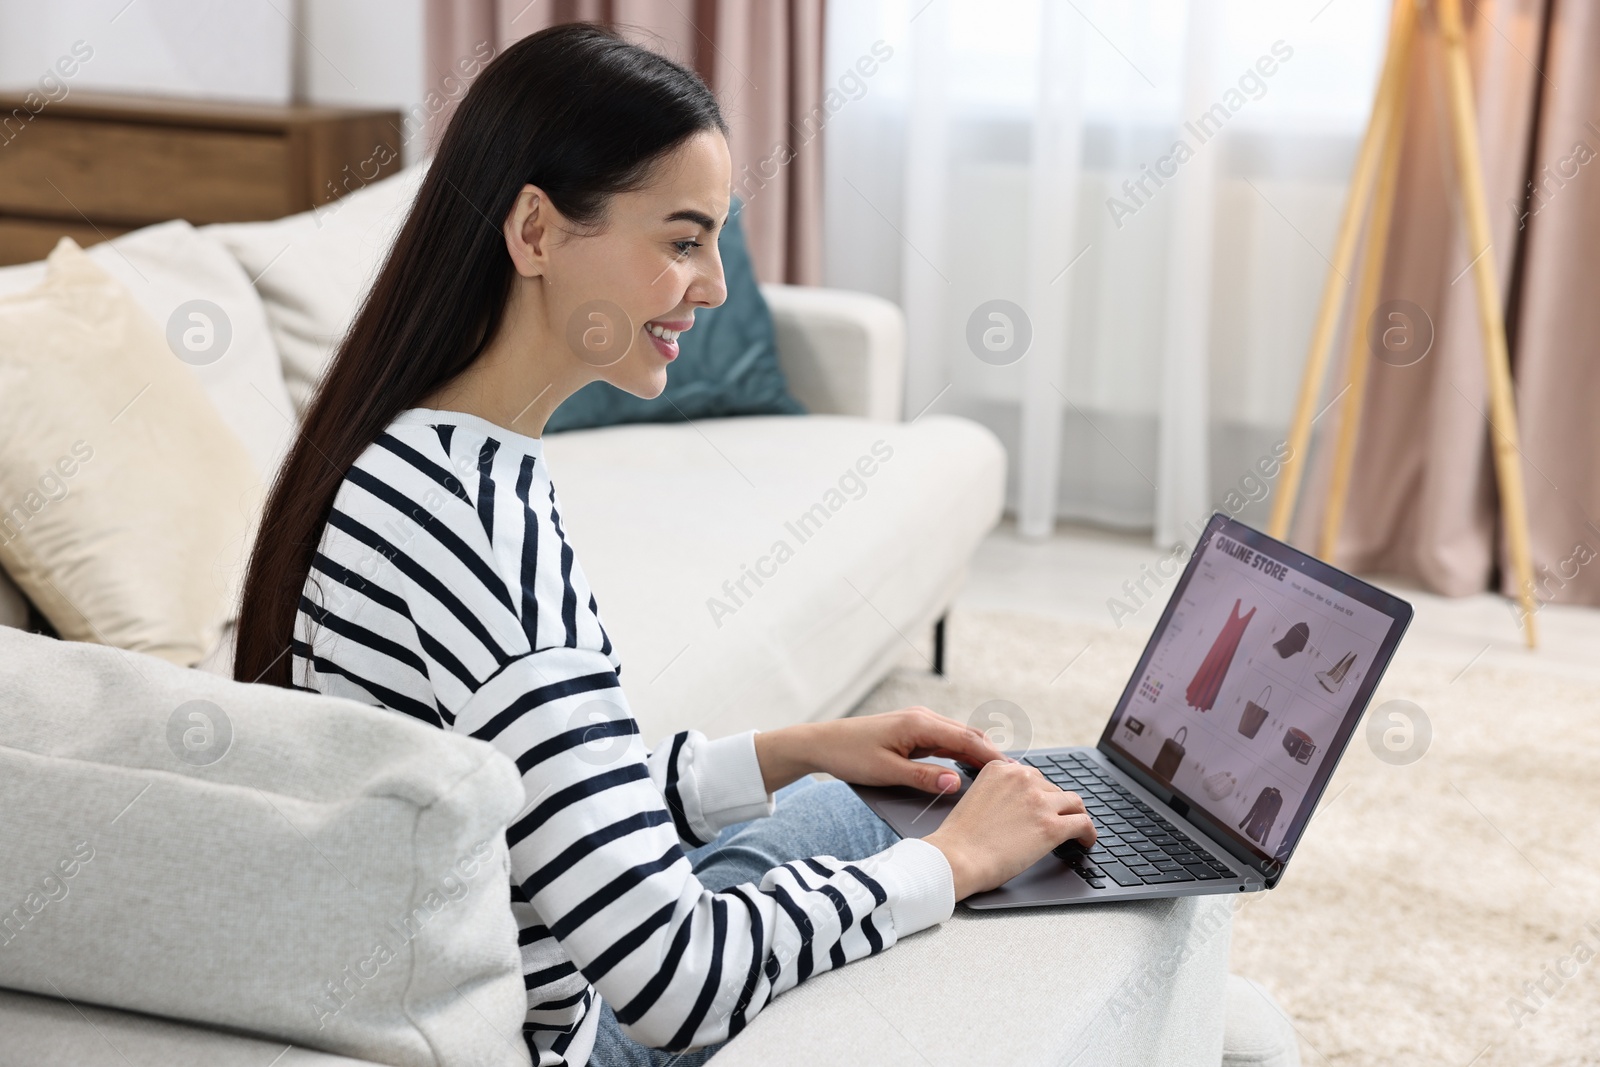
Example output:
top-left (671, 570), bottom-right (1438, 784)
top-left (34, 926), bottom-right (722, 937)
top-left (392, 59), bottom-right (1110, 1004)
top-left (291, 407), bottom-right (954, 1066)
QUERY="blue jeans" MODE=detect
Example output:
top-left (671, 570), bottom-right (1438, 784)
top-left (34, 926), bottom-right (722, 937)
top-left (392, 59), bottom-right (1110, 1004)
top-left (587, 777), bottom-right (901, 1066)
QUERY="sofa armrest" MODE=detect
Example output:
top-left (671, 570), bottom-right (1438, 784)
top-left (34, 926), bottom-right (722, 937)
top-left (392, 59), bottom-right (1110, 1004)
top-left (0, 625), bottom-right (532, 1067)
top-left (761, 283), bottom-right (906, 421)
top-left (0, 988), bottom-right (389, 1067)
top-left (712, 895), bottom-right (1231, 1066)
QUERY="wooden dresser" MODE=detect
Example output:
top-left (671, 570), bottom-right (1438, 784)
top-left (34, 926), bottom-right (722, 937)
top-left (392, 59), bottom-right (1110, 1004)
top-left (0, 92), bottom-right (403, 266)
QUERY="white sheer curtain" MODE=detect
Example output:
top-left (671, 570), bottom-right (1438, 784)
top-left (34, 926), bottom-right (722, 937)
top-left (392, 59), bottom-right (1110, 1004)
top-left (822, 0), bottom-right (1390, 544)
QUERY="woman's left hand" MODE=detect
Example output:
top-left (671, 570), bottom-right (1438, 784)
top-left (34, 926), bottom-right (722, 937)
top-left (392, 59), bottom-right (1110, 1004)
top-left (753, 706), bottom-right (1011, 795)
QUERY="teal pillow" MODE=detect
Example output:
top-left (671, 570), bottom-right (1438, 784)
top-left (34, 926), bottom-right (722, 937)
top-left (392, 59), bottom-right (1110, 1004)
top-left (545, 199), bottom-right (805, 432)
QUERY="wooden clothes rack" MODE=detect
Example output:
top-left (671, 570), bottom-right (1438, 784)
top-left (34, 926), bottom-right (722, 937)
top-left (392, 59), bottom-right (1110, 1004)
top-left (1268, 0), bottom-right (1538, 648)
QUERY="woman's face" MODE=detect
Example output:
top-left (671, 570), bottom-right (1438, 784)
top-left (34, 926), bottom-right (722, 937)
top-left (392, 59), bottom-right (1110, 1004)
top-left (540, 129), bottom-right (732, 400)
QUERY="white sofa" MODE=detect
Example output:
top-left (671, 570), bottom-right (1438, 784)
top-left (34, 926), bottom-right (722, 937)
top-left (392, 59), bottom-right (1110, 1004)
top-left (0, 168), bottom-right (1295, 1065)
top-left (0, 622), bottom-right (1263, 1067)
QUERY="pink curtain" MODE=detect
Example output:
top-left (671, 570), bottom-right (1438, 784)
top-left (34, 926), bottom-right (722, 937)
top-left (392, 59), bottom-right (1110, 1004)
top-left (422, 0), bottom-right (824, 285)
top-left (1294, 0), bottom-right (1600, 615)
top-left (1500, 0), bottom-right (1600, 612)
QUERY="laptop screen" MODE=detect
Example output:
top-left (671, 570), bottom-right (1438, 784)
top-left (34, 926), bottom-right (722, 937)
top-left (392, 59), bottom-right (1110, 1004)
top-left (1099, 513), bottom-right (1411, 874)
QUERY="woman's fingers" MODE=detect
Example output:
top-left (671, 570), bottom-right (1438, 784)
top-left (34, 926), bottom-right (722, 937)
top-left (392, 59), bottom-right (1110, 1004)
top-left (911, 761), bottom-right (962, 794)
top-left (1053, 788), bottom-right (1087, 815)
top-left (1058, 810), bottom-right (1097, 848)
top-left (1044, 782), bottom-right (1094, 844)
top-left (907, 709), bottom-right (1009, 765)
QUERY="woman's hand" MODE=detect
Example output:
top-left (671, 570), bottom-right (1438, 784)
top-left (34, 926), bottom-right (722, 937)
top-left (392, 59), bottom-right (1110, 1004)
top-left (749, 708), bottom-right (1095, 900)
top-left (925, 761), bottom-right (1096, 899)
top-left (752, 706), bottom-right (1009, 795)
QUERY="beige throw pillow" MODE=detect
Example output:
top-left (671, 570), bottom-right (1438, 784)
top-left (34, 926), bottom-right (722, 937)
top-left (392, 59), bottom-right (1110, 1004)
top-left (0, 569), bottom-right (27, 630)
top-left (0, 219), bottom-right (298, 484)
top-left (0, 238), bottom-right (263, 666)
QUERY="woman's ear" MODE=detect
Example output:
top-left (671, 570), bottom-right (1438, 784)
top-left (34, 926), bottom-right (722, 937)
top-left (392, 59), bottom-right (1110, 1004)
top-left (503, 184), bottom-right (551, 278)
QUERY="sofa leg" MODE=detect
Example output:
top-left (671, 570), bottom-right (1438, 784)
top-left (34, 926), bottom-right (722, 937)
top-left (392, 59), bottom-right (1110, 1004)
top-left (932, 614), bottom-right (946, 676)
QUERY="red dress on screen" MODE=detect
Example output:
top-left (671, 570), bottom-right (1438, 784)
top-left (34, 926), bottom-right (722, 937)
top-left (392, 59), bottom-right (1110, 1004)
top-left (1185, 598), bottom-right (1255, 711)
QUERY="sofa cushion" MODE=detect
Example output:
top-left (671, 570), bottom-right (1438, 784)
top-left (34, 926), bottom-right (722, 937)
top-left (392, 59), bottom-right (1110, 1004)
top-left (205, 165), bottom-right (429, 417)
top-left (0, 240), bottom-right (263, 666)
top-left (545, 200), bottom-right (804, 433)
top-left (542, 413), bottom-right (1006, 743)
top-left (0, 219), bottom-right (296, 484)
top-left (0, 626), bottom-right (530, 1067)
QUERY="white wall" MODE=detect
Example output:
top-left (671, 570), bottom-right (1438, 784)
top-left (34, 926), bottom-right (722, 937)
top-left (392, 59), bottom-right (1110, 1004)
top-left (298, 0), bottom-right (429, 165)
top-left (0, 0), bottom-right (292, 103)
top-left (0, 0), bottom-right (430, 164)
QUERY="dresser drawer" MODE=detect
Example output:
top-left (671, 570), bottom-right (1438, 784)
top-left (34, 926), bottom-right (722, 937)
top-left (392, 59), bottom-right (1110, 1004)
top-left (0, 118), bottom-right (292, 225)
top-left (0, 92), bottom-right (400, 267)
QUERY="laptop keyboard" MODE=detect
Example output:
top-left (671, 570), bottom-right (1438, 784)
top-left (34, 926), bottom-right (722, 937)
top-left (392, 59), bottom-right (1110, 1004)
top-left (1023, 753), bottom-right (1237, 889)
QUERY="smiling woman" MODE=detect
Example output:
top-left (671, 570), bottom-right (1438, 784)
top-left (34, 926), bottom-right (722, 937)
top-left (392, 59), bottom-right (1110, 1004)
top-left (413, 126), bottom-right (734, 422)
top-left (232, 22), bottom-right (738, 695)
top-left (543, 195), bottom-right (806, 433)
top-left (231, 22), bottom-right (1093, 1067)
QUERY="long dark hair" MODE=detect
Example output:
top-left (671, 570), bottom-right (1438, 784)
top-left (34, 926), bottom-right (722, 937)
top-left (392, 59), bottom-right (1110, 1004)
top-left (233, 23), bottom-right (727, 688)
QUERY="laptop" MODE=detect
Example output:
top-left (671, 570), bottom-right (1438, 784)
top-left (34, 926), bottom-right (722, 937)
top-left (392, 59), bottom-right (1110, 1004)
top-left (854, 512), bottom-right (1413, 908)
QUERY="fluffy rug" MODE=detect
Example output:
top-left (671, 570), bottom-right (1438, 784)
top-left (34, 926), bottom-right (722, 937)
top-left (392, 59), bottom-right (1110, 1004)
top-left (851, 609), bottom-right (1600, 1066)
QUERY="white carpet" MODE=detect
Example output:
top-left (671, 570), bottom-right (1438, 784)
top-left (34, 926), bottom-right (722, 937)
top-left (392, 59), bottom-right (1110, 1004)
top-left (851, 609), bottom-right (1600, 1067)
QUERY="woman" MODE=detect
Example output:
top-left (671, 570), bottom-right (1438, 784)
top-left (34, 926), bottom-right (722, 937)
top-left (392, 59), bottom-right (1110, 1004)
top-left (233, 24), bottom-right (1093, 1067)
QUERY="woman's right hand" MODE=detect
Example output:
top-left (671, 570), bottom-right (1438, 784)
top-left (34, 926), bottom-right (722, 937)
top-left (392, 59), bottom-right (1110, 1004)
top-left (923, 760), bottom-right (1096, 900)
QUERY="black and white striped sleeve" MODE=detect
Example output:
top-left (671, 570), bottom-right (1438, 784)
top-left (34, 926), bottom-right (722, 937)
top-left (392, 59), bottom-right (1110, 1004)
top-left (358, 449), bottom-right (955, 1051)
top-left (449, 632), bottom-right (954, 1051)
